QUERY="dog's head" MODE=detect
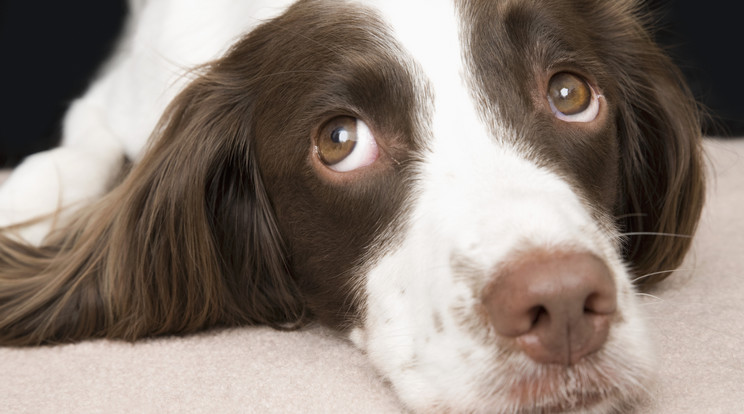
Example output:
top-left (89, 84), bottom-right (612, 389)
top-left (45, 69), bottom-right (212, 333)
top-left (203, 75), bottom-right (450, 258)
top-left (87, 0), bottom-right (704, 411)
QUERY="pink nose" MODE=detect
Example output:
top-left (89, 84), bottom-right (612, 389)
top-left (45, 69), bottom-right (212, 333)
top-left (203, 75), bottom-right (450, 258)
top-left (482, 251), bottom-right (617, 365)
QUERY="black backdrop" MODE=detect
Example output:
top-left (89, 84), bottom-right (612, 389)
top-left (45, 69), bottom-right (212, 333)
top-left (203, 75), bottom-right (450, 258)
top-left (1, 0), bottom-right (742, 168)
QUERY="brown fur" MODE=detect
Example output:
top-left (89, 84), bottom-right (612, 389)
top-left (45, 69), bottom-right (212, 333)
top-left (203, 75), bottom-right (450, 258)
top-left (0, 0), bottom-right (424, 346)
top-left (0, 0), bottom-right (703, 346)
top-left (459, 0), bottom-right (705, 286)
top-left (0, 73), bottom-right (306, 345)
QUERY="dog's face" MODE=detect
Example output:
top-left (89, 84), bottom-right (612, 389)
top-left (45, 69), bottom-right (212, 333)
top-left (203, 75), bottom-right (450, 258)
top-left (44, 0), bottom-right (701, 412)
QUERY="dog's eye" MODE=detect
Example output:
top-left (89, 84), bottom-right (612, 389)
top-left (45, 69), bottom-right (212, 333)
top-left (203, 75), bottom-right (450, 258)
top-left (316, 116), bottom-right (378, 172)
top-left (547, 72), bottom-right (600, 123)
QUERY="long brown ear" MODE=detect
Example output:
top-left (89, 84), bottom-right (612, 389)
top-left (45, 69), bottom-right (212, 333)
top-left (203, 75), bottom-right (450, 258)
top-left (615, 30), bottom-right (706, 288)
top-left (0, 68), bottom-right (306, 346)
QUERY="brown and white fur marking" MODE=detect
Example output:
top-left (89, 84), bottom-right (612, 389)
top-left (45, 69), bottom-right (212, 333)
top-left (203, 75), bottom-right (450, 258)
top-left (0, 1), bottom-right (705, 413)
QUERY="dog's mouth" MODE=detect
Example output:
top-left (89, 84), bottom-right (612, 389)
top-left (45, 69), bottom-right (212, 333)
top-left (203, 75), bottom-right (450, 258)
top-left (499, 355), bottom-right (635, 413)
top-left (509, 386), bottom-right (605, 413)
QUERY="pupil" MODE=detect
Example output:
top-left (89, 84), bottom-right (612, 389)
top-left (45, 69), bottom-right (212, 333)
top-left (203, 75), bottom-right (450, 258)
top-left (332, 128), bottom-right (349, 144)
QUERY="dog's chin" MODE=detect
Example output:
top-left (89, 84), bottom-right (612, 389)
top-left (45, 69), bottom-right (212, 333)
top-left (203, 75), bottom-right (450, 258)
top-left (410, 391), bottom-right (636, 414)
top-left (411, 376), bottom-right (645, 414)
top-left (500, 356), bottom-right (651, 414)
top-left (378, 346), bottom-right (654, 414)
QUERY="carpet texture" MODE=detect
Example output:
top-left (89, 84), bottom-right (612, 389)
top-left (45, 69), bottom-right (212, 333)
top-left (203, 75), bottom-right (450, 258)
top-left (1, 138), bottom-right (742, 413)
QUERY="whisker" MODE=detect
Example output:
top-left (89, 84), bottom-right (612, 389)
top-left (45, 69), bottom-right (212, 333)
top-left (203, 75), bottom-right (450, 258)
top-left (618, 232), bottom-right (692, 239)
top-left (634, 292), bottom-right (663, 302)
top-left (631, 268), bottom-right (684, 284)
top-left (615, 213), bottom-right (648, 220)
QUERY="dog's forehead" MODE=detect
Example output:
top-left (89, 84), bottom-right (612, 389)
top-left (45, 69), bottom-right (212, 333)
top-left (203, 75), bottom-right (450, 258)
top-left (361, 0), bottom-right (500, 149)
top-left (364, 0), bottom-right (464, 82)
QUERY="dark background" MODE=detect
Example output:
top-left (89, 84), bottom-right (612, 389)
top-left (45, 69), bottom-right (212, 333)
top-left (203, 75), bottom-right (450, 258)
top-left (1, 0), bottom-right (742, 168)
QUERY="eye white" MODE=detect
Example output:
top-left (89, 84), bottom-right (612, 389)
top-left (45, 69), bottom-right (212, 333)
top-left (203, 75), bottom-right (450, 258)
top-left (327, 119), bottom-right (379, 173)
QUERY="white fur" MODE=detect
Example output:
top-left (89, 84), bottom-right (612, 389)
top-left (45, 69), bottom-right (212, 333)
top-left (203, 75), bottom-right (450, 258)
top-left (351, 1), bottom-right (653, 412)
top-left (351, 138), bottom-right (653, 411)
top-left (0, 0), bottom-right (295, 244)
top-left (1, 1), bottom-right (654, 412)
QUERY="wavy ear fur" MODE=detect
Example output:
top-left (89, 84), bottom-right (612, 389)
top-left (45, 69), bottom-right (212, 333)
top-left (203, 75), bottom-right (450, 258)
top-left (0, 57), bottom-right (305, 346)
top-left (613, 6), bottom-right (705, 287)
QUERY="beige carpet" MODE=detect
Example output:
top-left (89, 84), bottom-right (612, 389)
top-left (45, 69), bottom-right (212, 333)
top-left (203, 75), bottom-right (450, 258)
top-left (1, 138), bottom-right (743, 413)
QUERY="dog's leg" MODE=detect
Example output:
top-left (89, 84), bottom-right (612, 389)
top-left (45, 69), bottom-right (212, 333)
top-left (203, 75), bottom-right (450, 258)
top-left (0, 86), bottom-right (127, 245)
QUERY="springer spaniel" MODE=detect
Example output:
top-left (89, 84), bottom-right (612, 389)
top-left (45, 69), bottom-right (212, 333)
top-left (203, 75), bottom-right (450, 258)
top-left (0, 0), bottom-right (705, 412)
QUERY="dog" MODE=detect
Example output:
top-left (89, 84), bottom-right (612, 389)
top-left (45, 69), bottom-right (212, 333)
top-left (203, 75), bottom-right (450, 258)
top-left (0, 0), bottom-right (705, 412)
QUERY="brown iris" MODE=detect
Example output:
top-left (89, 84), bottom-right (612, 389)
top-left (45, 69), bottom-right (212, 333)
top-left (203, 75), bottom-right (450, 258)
top-left (317, 116), bottom-right (358, 166)
top-left (548, 72), bottom-right (592, 116)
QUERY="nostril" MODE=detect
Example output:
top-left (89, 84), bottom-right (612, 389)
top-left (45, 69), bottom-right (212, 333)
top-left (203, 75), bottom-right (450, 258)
top-left (482, 250), bottom-right (617, 365)
top-left (584, 290), bottom-right (617, 316)
top-left (528, 306), bottom-right (544, 326)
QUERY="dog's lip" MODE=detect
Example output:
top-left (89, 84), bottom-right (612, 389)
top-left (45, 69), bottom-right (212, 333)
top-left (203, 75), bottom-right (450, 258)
top-left (504, 363), bottom-right (615, 412)
top-left (514, 391), bottom-right (608, 413)
top-left (512, 391), bottom-right (604, 413)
